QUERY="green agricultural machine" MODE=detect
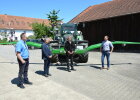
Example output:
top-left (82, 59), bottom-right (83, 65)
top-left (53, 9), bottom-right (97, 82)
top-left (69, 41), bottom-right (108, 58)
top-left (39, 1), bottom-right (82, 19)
top-left (0, 23), bottom-right (140, 64)
top-left (50, 23), bottom-right (89, 63)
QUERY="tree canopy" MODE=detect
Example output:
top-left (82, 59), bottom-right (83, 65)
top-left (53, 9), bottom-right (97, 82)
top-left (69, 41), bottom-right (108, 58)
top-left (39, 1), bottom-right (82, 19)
top-left (47, 9), bottom-right (63, 30)
top-left (32, 22), bottom-right (53, 39)
top-left (31, 10), bottom-right (63, 39)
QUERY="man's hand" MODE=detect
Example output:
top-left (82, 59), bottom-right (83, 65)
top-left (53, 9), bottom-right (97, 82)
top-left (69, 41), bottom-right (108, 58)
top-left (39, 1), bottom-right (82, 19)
top-left (49, 56), bottom-right (52, 58)
top-left (68, 51), bottom-right (71, 54)
top-left (110, 47), bottom-right (114, 54)
top-left (71, 51), bottom-right (74, 54)
top-left (21, 60), bottom-right (26, 64)
top-left (68, 51), bottom-right (74, 54)
top-left (16, 52), bottom-right (26, 64)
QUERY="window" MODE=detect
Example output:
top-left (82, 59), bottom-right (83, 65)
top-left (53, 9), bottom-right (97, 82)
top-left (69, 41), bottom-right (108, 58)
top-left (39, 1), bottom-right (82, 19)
top-left (27, 22), bottom-right (30, 25)
top-left (16, 21), bottom-right (19, 25)
top-left (10, 21), bottom-right (14, 25)
top-left (0, 20), bottom-right (5, 24)
top-left (22, 21), bottom-right (25, 25)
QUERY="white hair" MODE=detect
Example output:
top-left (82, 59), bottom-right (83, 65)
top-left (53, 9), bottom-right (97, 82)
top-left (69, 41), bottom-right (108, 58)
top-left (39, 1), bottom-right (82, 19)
top-left (44, 37), bottom-right (50, 41)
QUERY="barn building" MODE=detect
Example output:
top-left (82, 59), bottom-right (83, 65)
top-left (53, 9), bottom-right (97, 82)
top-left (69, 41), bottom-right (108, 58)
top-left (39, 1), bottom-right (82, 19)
top-left (70, 0), bottom-right (140, 50)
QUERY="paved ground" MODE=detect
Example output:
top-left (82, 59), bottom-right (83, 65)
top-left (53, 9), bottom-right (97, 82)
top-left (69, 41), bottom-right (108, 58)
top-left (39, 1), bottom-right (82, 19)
top-left (0, 45), bottom-right (140, 100)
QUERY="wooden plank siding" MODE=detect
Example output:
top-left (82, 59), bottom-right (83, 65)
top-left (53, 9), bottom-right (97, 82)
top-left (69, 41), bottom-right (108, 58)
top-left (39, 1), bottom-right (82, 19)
top-left (78, 13), bottom-right (140, 51)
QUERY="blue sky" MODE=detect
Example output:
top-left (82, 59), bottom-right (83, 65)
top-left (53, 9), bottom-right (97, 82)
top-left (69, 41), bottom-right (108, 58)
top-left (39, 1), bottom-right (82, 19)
top-left (0, 0), bottom-right (112, 22)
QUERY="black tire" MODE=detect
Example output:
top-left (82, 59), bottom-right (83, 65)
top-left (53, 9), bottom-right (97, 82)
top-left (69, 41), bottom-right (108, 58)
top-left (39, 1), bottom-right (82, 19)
top-left (79, 53), bottom-right (89, 63)
top-left (51, 55), bottom-right (58, 63)
top-left (74, 53), bottom-right (89, 63)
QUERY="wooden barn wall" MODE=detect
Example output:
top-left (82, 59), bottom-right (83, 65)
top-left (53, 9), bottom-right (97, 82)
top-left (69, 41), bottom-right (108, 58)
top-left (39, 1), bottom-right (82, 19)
top-left (78, 13), bottom-right (140, 51)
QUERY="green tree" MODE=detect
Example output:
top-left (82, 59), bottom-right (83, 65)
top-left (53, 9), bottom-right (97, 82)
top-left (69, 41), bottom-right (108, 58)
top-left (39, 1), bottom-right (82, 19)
top-left (28, 35), bottom-right (36, 39)
top-left (32, 22), bottom-right (53, 39)
top-left (47, 10), bottom-right (63, 30)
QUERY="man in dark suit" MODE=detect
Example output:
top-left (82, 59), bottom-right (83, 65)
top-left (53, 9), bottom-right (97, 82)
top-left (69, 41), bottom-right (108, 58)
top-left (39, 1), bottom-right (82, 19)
top-left (42, 38), bottom-right (52, 77)
top-left (64, 36), bottom-right (76, 72)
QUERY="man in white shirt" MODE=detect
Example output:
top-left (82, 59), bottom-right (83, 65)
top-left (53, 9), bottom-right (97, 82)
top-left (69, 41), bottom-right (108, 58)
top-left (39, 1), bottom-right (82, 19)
top-left (100, 36), bottom-right (114, 70)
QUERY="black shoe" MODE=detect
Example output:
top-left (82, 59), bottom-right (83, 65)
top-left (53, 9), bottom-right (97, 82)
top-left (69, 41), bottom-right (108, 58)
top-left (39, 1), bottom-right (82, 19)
top-left (47, 74), bottom-right (52, 76)
top-left (24, 81), bottom-right (33, 85)
top-left (44, 74), bottom-right (49, 77)
top-left (71, 68), bottom-right (76, 71)
top-left (68, 70), bottom-right (71, 72)
top-left (17, 84), bottom-right (25, 89)
top-left (67, 69), bottom-right (71, 72)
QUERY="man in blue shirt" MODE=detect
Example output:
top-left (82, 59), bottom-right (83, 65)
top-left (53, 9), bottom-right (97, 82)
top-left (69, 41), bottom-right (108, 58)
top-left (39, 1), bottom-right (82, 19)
top-left (100, 36), bottom-right (114, 70)
top-left (42, 38), bottom-right (52, 77)
top-left (15, 33), bottom-right (32, 89)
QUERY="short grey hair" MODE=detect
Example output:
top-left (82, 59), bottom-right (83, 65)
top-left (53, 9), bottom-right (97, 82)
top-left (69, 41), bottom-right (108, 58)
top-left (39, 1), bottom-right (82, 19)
top-left (44, 37), bottom-right (51, 42)
top-left (67, 35), bottom-right (72, 39)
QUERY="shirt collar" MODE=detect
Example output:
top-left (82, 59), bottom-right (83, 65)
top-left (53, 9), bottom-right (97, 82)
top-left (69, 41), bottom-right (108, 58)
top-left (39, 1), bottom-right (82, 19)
top-left (44, 42), bottom-right (49, 45)
top-left (104, 40), bottom-right (108, 42)
top-left (20, 40), bottom-right (26, 44)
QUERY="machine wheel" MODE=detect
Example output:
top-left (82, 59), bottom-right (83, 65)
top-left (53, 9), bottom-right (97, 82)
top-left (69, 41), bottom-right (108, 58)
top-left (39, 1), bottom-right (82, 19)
top-left (79, 53), bottom-right (89, 63)
top-left (51, 55), bottom-right (58, 63)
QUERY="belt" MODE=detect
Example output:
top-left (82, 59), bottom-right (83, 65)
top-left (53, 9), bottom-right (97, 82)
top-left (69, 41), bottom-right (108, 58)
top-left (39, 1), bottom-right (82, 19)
top-left (103, 50), bottom-right (110, 52)
top-left (23, 58), bottom-right (29, 61)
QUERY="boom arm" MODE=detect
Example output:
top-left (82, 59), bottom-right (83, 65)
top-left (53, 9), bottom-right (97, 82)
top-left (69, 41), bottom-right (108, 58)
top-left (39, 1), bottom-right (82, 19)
top-left (0, 41), bottom-right (140, 54)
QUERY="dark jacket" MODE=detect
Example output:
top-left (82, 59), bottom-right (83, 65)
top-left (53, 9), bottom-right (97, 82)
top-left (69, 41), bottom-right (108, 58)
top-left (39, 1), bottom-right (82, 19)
top-left (42, 43), bottom-right (52, 60)
top-left (64, 41), bottom-right (76, 53)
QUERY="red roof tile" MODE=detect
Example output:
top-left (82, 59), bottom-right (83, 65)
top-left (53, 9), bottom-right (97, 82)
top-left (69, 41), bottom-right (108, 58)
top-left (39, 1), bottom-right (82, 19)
top-left (70, 0), bottom-right (140, 23)
top-left (0, 15), bottom-right (49, 30)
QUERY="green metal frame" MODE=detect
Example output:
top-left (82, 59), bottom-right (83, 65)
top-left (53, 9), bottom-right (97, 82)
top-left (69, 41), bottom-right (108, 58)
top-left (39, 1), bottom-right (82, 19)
top-left (0, 41), bottom-right (140, 54)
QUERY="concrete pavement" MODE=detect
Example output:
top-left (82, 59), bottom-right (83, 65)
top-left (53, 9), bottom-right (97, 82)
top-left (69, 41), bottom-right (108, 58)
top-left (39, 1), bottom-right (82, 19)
top-left (0, 45), bottom-right (140, 100)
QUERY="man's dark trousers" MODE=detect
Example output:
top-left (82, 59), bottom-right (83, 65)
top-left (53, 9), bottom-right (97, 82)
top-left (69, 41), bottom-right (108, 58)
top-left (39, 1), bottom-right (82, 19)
top-left (17, 58), bottom-right (29, 85)
top-left (66, 54), bottom-right (74, 70)
top-left (44, 59), bottom-right (51, 74)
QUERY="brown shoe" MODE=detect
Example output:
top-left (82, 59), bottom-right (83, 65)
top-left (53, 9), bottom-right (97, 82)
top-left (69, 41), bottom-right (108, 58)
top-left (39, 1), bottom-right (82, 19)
top-left (107, 67), bottom-right (110, 70)
top-left (100, 67), bottom-right (104, 70)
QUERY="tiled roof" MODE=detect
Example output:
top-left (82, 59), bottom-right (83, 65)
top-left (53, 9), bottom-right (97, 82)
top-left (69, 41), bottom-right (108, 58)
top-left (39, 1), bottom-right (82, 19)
top-left (70, 0), bottom-right (140, 23)
top-left (0, 15), bottom-right (49, 30)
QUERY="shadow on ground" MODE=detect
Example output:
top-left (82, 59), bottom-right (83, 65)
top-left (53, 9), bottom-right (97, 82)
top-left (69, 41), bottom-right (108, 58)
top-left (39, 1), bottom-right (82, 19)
top-left (35, 70), bottom-right (44, 76)
top-left (0, 62), bottom-right (44, 65)
top-left (0, 62), bottom-right (16, 64)
top-left (11, 77), bottom-right (19, 85)
top-left (29, 63), bottom-right (43, 65)
top-left (90, 63), bottom-right (132, 69)
top-left (57, 67), bottom-right (68, 71)
top-left (90, 66), bottom-right (101, 69)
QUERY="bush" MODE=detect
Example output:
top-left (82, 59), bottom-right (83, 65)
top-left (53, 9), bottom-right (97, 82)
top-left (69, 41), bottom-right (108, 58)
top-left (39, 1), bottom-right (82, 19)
top-left (28, 35), bottom-right (36, 39)
top-left (32, 22), bottom-right (53, 39)
top-left (0, 38), bottom-right (7, 43)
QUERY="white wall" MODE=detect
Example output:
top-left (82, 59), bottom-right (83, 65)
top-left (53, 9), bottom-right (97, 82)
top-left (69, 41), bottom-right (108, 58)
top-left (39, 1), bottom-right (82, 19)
top-left (14, 30), bottom-right (34, 41)
top-left (0, 29), bottom-right (34, 41)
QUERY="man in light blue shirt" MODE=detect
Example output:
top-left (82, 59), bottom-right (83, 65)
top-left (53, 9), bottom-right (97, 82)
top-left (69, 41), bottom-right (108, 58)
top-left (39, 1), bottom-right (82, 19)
top-left (15, 33), bottom-right (32, 89)
top-left (100, 36), bottom-right (114, 70)
top-left (16, 39), bottom-right (29, 59)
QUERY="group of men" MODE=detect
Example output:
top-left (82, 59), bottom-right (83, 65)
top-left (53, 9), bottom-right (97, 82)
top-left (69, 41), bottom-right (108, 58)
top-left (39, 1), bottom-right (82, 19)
top-left (15, 33), bottom-right (113, 89)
